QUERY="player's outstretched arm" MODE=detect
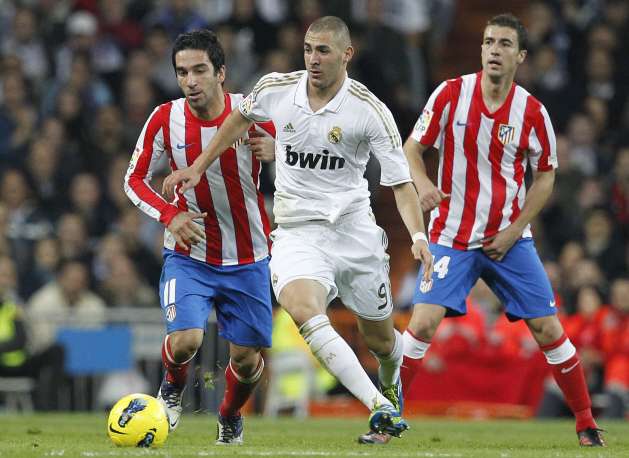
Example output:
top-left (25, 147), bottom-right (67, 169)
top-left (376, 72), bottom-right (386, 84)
top-left (162, 110), bottom-right (254, 198)
top-left (482, 169), bottom-right (555, 261)
top-left (403, 137), bottom-right (449, 212)
top-left (391, 181), bottom-right (434, 285)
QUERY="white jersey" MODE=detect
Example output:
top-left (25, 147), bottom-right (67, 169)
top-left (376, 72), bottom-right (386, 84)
top-left (239, 71), bottom-right (411, 224)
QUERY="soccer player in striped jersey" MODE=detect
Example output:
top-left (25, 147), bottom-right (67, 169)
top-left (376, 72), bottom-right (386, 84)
top-left (124, 29), bottom-right (276, 445)
top-left (163, 16), bottom-right (434, 443)
top-left (402, 13), bottom-right (605, 447)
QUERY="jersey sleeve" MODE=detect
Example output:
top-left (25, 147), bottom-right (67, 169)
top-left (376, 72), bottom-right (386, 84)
top-left (410, 80), bottom-right (450, 147)
top-left (124, 104), bottom-right (181, 226)
top-left (527, 104), bottom-right (558, 171)
top-left (238, 73), bottom-right (283, 122)
top-left (365, 100), bottom-right (412, 186)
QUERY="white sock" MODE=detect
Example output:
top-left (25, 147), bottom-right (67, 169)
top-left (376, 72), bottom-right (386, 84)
top-left (403, 329), bottom-right (431, 359)
top-left (300, 314), bottom-right (391, 410)
top-left (372, 329), bottom-right (403, 388)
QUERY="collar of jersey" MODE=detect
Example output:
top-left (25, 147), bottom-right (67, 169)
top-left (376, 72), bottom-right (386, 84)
top-left (184, 92), bottom-right (232, 127)
top-left (293, 71), bottom-right (350, 114)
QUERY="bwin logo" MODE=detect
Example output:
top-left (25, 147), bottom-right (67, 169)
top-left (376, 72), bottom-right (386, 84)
top-left (284, 145), bottom-right (345, 170)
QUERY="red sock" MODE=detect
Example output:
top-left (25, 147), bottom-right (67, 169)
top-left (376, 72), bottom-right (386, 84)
top-left (219, 358), bottom-right (264, 418)
top-left (161, 335), bottom-right (191, 388)
top-left (542, 336), bottom-right (596, 431)
top-left (400, 355), bottom-right (423, 398)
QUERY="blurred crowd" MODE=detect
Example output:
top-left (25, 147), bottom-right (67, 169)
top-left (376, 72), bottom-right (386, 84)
top-left (0, 0), bottom-right (627, 415)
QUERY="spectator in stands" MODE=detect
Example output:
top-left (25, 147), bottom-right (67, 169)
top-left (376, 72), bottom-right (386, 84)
top-left (85, 105), bottom-right (129, 174)
top-left (1, 6), bottom-right (49, 87)
top-left (56, 213), bottom-right (92, 265)
top-left (0, 168), bottom-right (53, 282)
top-left (68, 173), bottom-right (108, 238)
top-left (24, 139), bottom-right (63, 216)
top-left (99, 254), bottom-right (157, 308)
top-left (609, 147), bottom-right (629, 239)
top-left (27, 259), bottom-right (106, 354)
top-left (23, 237), bottom-right (61, 300)
top-left (0, 72), bottom-right (37, 165)
top-left (145, 0), bottom-right (208, 40)
top-left (581, 208), bottom-right (625, 281)
top-left (601, 277), bottom-right (629, 418)
top-left (0, 255), bottom-right (65, 410)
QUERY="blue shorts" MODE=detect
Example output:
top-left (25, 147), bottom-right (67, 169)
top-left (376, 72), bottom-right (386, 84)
top-left (159, 249), bottom-right (272, 348)
top-left (413, 239), bottom-right (556, 321)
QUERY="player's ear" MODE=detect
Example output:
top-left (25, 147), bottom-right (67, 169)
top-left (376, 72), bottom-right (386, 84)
top-left (517, 49), bottom-right (527, 65)
top-left (343, 45), bottom-right (354, 64)
top-left (217, 65), bottom-right (226, 84)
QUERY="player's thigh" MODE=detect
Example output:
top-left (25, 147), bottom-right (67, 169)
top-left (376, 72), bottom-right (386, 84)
top-left (269, 225), bottom-right (337, 307)
top-left (159, 250), bottom-right (214, 334)
top-left (334, 216), bottom-right (394, 320)
top-left (412, 243), bottom-right (482, 317)
top-left (214, 258), bottom-right (273, 348)
top-left (482, 239), bottom-right (556, 321)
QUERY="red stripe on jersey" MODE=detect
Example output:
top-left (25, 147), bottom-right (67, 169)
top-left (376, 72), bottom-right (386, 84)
top-left (256, 120), bottom-right (276, 137)
top-left (483, 88), bottom-right (516, 239)
top-left (251, 151), bottom-right (272, 250)
top-left (184, 105), bottom-right (222, 261)
top-left (430, 77), bottom-right (463, 243)
top-left (510, 96), bottom-right (536, 223)
top-left (452, 78), bottom-right (484, 249)
top-left (220, 146), bottom-right (255, 263)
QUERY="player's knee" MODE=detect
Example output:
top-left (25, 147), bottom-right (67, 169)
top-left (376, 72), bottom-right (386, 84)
top-left (170, 331), bottom-right (203, 361)
top-left (408, 305), bottom-right (444, 341)
top-left (230, 348), bottom-right (261, 376)
top-left (279, 293), bottom-right (324, 326)
top-left (526, 316), bottom-right (563, 346)
top-left (408, 319), bottom-right (439, 341)
top-left (363, 331), bottom-right (395, 355)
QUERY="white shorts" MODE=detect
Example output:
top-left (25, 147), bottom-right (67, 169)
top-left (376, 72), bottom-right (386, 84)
top-left (269, 210), bottom-right (393, 320)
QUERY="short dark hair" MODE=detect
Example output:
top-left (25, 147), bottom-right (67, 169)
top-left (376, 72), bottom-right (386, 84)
top-left (307, 16), bottom-right (351, 48)
top-left (171, 29), bottom-right (225, 74)
top-left (486, 13), bottom-right (528, 51)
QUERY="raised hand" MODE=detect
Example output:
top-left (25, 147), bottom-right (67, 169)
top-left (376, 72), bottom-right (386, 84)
top-left (167, 211), bottom-right (207, 250)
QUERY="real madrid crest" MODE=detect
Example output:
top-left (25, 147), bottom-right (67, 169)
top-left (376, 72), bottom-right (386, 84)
top-left (327, 126), bottom-right (342, 144)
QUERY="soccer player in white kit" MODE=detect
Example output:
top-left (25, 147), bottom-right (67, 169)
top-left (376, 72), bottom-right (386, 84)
top-left (163, 16), bottom-right (433, 442)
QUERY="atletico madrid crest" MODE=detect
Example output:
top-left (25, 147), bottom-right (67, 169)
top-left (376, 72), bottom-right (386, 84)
top-left (498, 124), bottom-right (515, 145)
top-left (165, 304), bottom-right (176, 322)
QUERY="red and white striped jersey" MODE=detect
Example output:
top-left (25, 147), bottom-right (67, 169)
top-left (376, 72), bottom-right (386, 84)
top-left (411, 71), bottom-right (557, 250)
top-left (124, 93), bottom-right (275, 266)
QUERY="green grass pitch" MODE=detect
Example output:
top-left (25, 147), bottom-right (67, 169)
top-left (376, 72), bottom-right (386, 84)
top-left (0, 414), bottom-right (626, 457)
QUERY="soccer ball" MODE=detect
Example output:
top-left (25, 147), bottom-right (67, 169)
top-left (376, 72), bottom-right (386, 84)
top-left (107, 393), bottom-right (169, 447)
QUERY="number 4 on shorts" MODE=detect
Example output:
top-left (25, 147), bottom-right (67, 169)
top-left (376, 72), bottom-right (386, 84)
top-left (433, 255), bottom-right (450, 279)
